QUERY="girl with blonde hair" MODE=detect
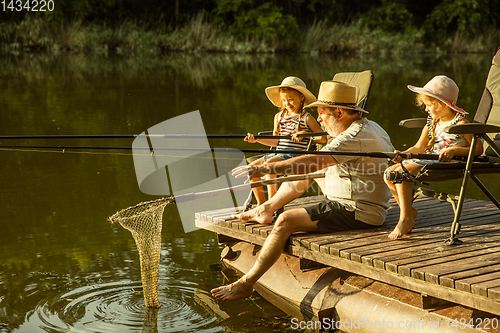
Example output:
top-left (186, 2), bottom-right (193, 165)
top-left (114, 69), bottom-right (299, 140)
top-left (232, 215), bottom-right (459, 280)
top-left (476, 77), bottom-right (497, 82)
top-left (244, 76), bottom-right (326, 207)
top-left (385, 75), bottom-right (483, 239)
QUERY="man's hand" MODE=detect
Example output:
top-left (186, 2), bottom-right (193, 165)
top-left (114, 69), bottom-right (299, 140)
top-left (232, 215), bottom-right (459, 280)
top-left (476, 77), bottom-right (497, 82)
top-left (232, 164), bottom-right (270, 183)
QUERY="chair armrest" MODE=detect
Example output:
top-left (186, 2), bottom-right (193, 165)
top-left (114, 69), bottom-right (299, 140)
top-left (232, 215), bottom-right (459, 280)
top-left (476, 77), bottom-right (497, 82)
top-left (446, 123), bottom-right (500, 135)
top-left (399, 118), bottom-right (427, 128)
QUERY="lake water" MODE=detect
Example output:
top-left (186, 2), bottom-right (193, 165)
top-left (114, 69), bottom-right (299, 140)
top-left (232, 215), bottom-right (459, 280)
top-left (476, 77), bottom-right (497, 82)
top-left (1, 51), bottom-right (499, 332)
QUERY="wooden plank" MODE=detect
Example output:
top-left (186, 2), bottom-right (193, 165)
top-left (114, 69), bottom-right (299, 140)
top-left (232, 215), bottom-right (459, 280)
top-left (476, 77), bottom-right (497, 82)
top-left (197, 206), bottom-right (238, 222)
top-left (451, 267), bottom-right (500, 293)
top-left (372, 213), bottom-right (500, 262)
top-left (245, 222), bottom-right (264, 234)
top-left (437, 252), bottom-right (500, 289)
top-left (258, 225), bottom-right (274, 237)
top-left (488, 286), bottom-right (500, 301)
top-left (330, 209), bottom-right (499, 266)
top-left (323, 203), bottom-right (498, 261)
top-left (471, 280), bottom-right (500, 298)
top-left (312, 227), bottom-right (394, 254)
top-left (396, 235), bottom-right (500, 278)
top-left (454, 265), bottom-right (500, 296)
top-left (198, 221), bottom-right (266, 246)
top-left (417, 252), bottom-right (500, 284)
top-left (371, 217), bottom-right (500, 270)
top-left (383, 223), bottom-right (500, 274)
top-left (471, 279), bottom-right (500, 298)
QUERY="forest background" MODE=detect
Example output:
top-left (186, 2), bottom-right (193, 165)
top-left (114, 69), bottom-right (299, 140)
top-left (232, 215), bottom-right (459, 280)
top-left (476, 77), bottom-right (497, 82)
top-left (1, 0), bottom-right (499, 55)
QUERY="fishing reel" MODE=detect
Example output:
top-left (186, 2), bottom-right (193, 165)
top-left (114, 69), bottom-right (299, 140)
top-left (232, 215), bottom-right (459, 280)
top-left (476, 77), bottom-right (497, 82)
top-left (384, 170), bottom-right (412, 184)
top-left (384, 167), bottom-right (428, 185)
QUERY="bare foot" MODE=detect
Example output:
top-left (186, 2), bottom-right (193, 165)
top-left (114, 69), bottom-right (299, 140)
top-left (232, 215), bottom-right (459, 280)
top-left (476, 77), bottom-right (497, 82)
top-left (231, 203), bottom-right (274, 224)
top-left (211, 278), bottom-right (254, 301)
top-left (388, 208), bottom-right (418, 240)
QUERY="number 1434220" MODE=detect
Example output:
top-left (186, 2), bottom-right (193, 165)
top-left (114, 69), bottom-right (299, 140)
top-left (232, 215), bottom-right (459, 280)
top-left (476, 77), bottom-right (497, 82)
top-left (2, 0), bottom-right (54, 11)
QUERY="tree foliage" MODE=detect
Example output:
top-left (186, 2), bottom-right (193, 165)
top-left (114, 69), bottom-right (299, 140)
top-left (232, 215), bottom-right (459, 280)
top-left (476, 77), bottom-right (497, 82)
top-left (214, 0), bottom-right (298, 41)
top-left (423, 0), bottom-right (500, 38)
top-left (1, 0), bottom-right (499, 44)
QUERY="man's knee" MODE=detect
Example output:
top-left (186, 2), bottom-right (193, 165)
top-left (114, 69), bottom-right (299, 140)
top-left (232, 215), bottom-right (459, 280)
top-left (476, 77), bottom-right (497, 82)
top-left (274, 208), bottom-right (313, 234)
top-left (273, 210), bottom-right (298, 235)
top-left (274, 211), bottom-right (290, 229)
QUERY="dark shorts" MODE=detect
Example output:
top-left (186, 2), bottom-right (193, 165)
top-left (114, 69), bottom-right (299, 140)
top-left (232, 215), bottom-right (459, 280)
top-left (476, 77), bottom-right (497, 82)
top-left (304, 198), bottom-right (378, 233)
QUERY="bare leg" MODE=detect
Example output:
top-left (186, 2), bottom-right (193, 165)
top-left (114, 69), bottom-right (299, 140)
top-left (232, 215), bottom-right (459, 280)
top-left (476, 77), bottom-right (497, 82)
top-left (247, 157), bottom-right (266, 205)
top-left (232, 179), bottom-right (313, 224)
top-left (263, 156), bottom-right (283, 202)
top-left (385, 163), bottom-right (421, 239)
top-left (252, 177), bottom-right (266, 206)
top-left (266, 174), bottom-right (278, 200)
top-left (212, 208), bottom-right (319, 301)
top-left (388, 181), bottom-right (417, 239)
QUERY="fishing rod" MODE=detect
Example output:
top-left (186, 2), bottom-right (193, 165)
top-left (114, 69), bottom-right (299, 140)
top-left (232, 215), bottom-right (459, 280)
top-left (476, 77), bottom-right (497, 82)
top-left (174, 172), bottom-right (326, 203)
top-left (0, 144), bottom-right (488, 161)
top-left (0, 132), bottom-right (327, 140)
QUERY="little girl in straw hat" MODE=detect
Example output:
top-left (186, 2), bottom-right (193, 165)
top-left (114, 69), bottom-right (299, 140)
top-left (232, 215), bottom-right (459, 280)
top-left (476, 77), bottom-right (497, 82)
top-left (244, 76), bottom-right (327, 207)
top-left (385, 75), bottom-right (483, 239)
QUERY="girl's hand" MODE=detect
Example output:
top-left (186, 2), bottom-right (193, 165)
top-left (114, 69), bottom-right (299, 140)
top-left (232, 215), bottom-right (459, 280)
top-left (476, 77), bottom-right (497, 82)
top-left (244, 133), bottom-right (257, 144)
top-left (291, 131), bottom-right (306, 142)
top-left (439, 148), bottom-right (456, 162)
top-left (390, 150), bottom-right (403, 163)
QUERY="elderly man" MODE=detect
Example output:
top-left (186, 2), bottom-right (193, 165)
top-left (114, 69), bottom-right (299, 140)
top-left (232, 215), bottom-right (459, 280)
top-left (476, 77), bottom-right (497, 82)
top-left (211, 80), bottom-right (393, 301)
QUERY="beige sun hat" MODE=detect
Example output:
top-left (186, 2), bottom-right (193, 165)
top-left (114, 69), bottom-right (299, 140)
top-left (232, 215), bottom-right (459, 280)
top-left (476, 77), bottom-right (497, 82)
top-left (407, 75), bottom-right (468, 114)
top-left (304, 80), bottom-right (368, 113)
top-left (265, 76), bottom-right (317, 107)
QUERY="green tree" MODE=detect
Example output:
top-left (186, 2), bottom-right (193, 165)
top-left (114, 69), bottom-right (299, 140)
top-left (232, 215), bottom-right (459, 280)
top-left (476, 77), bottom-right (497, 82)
top-left (214, 0), bottom-right (298, 41)
top-left (359, 0), bottom-right (414, 33)
top-left (423, 0), bottom-right (494, 38)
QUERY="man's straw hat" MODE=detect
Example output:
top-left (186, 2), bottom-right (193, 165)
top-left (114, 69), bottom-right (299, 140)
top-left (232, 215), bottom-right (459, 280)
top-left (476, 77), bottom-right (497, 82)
top-left (407, 75), bottom-right (468, 114)
top-left (265, 77), bottom-right (317, 107)
top-left (304, 81), bottom-right (368, 113)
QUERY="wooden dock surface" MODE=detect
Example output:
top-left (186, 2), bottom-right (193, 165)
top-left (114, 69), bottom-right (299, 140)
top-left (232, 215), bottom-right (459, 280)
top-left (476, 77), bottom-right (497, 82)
top-left (196, 195), bottom-right (500, 316)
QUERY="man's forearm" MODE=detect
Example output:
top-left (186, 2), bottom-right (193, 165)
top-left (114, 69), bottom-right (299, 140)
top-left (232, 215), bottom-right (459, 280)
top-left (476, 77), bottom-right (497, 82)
top-left (265, 154), bottom-right (337, 175)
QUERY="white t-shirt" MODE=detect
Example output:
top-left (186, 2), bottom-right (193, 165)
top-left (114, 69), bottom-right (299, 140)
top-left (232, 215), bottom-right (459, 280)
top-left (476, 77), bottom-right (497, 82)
top-left (321, 118), bottom-right (394, 226)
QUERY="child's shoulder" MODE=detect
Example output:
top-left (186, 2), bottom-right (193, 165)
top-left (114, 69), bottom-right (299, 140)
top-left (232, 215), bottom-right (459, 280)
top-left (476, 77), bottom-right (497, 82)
top-left (458, 117), bottom-right (470, 124)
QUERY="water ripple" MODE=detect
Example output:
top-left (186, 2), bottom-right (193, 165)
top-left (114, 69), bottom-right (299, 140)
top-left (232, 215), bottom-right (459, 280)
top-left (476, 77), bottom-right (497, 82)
top-left (27, 280), bottom-right (219, 332)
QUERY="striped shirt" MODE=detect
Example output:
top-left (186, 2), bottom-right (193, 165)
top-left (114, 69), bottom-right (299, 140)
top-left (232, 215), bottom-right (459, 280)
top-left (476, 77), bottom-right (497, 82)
top-left (276, 111), bottom-right (312, 150)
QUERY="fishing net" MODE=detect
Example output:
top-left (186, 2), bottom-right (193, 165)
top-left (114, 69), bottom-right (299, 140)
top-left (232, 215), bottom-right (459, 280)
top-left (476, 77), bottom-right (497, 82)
top-left (108, 196), bottom-right (175, 308)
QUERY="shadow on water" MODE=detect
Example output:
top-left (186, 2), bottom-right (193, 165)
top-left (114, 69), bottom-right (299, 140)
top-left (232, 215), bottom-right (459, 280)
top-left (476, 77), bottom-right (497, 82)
top-left (1, 50), bottom-right (499, 332)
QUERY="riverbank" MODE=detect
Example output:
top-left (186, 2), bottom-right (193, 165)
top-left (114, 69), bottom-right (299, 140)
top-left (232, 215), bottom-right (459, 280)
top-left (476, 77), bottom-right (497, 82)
top-left (2, 15), bottom-right (499, 56)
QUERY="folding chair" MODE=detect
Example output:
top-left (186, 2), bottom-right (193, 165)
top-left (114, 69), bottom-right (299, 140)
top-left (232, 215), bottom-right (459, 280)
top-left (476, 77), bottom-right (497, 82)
top-left (333, 70), bottom-right (374, 110)
top-left (399, 48), bottom-right (500, 245)
top-left (315, 70), bottom-right (374, 149)
top-left (245, 71), bottom-right (375, 208)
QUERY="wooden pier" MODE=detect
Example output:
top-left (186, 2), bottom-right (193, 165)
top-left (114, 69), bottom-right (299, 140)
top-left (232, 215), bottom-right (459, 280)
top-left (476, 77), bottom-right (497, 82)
top-left (196, 195), bottom-right (500, 319)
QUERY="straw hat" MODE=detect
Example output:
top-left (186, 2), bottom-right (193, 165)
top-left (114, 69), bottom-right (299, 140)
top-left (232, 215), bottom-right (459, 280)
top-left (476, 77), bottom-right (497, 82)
top-left (304, 81), bottom-right (368, 113)
top-left (265, 76), bottom-right (316, 107)
top-left (407, 75), bottom-right (468, 114)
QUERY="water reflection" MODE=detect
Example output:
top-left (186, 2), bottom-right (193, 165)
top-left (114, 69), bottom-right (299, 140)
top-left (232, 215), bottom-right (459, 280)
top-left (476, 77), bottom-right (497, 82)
top-left (20, 279), bottom-right (220, 332)
top-left (1, 51), bottom-right (499, 332)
